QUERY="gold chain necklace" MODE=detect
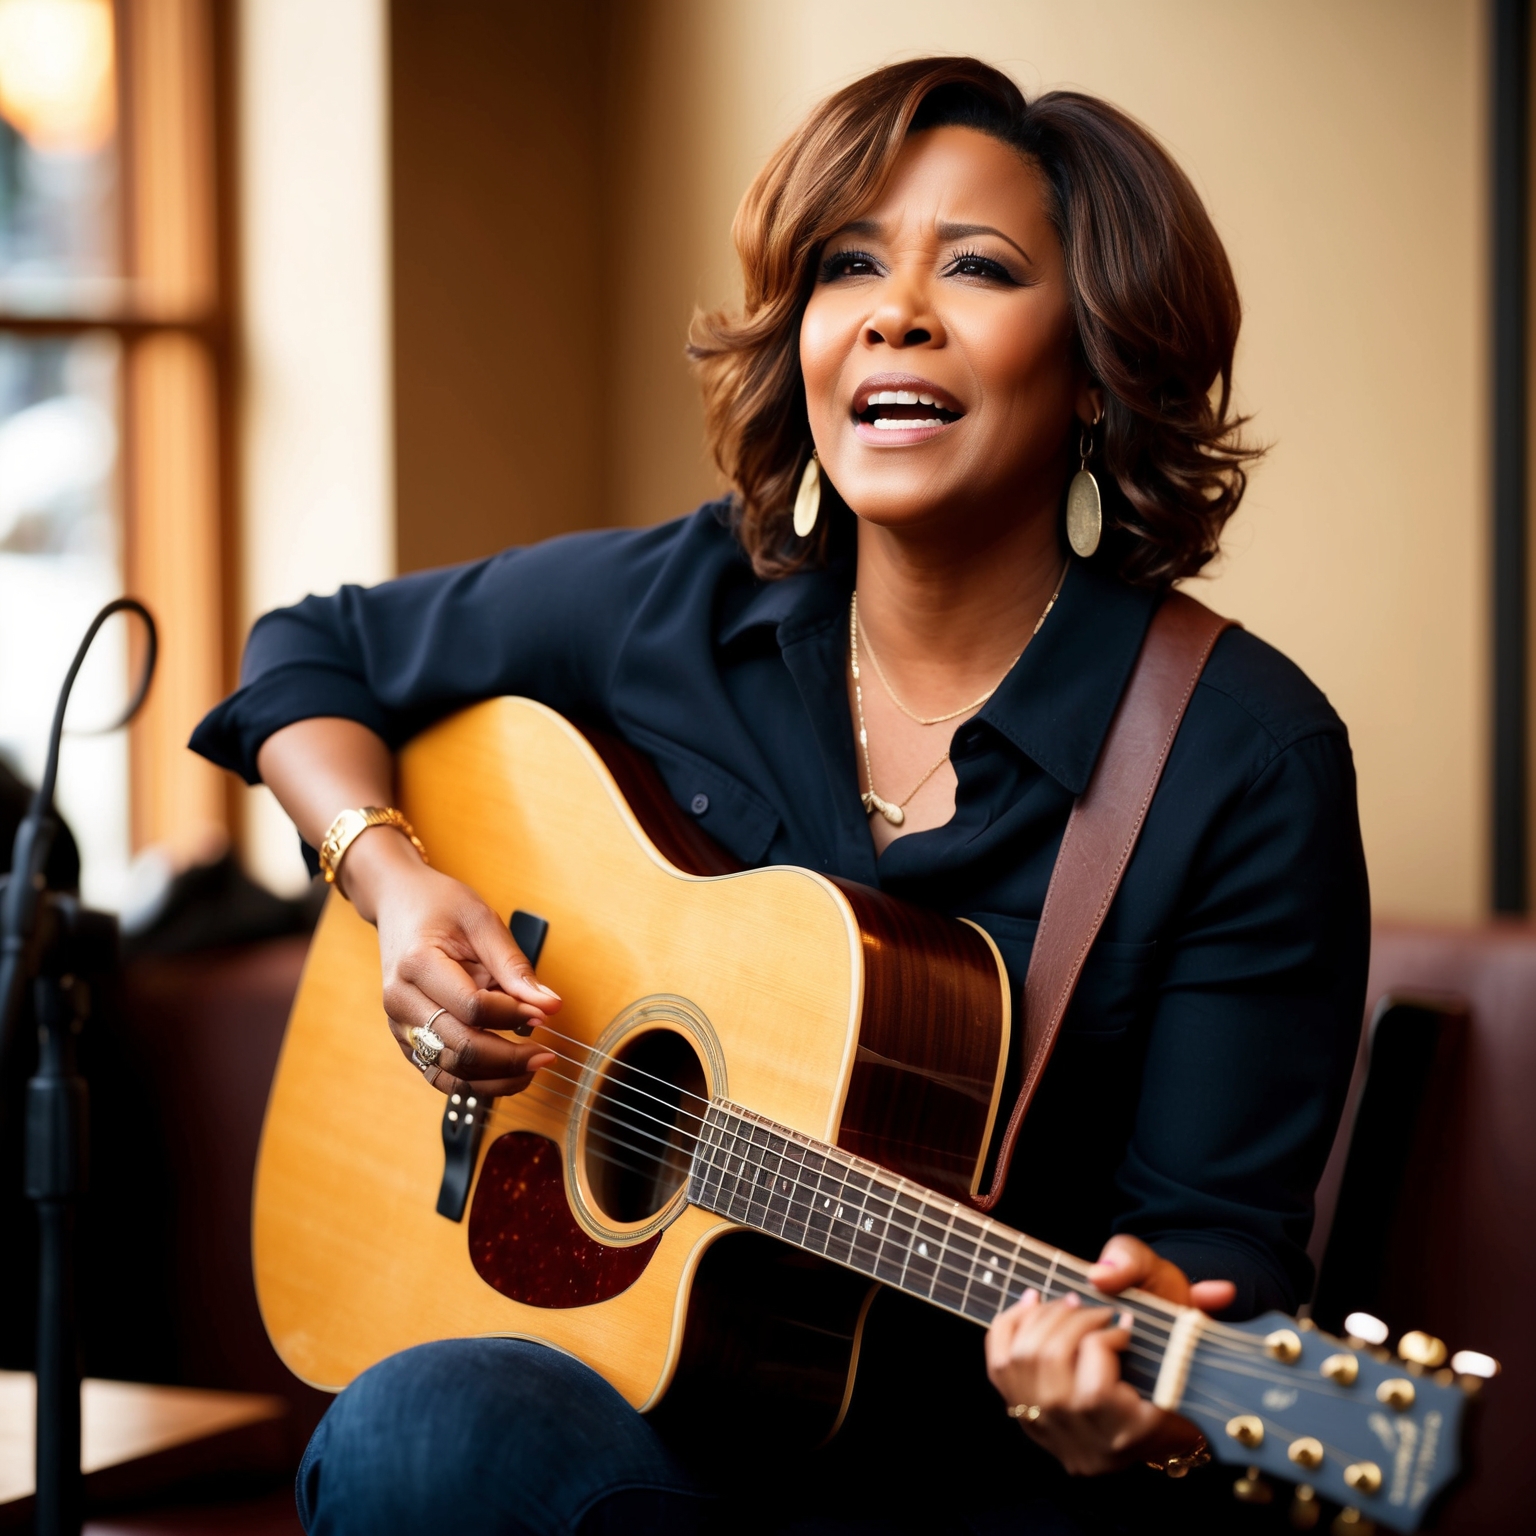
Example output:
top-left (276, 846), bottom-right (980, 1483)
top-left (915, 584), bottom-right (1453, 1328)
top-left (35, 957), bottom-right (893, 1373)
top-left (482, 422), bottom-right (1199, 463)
top-left (849, 567), bottom-right (1068, 827)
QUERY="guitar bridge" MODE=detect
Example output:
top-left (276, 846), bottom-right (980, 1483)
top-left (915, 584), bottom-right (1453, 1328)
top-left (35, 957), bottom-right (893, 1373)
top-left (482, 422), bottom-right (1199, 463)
top-left (436, 908), bottom-right (549, 1220)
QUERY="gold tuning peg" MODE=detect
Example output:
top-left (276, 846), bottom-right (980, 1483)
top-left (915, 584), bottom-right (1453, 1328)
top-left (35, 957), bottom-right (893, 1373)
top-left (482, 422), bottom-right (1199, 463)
top-left (1290, 1483), bottom-right (1320, 1530)
top-left (1344, 1311), bottom-right (1389, 1357)
top-left (1449, 1357), bottom-right (1499, 1394)
top-left (1332, 1509), bottom-right (1376, 1535)
top-left (1397, 1330), bottom-right (1448, 1369)
top-left (1233, 1466), bottom-right (1273, 1504)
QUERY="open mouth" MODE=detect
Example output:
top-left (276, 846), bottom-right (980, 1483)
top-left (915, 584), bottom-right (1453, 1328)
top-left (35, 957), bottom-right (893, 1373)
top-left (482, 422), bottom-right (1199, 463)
top-left (852, 380), bottom-right (964, 436)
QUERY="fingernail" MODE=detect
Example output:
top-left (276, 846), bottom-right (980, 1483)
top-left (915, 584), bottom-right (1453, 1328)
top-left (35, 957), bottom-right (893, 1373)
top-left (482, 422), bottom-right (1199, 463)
top-left (1118, 1311), bottom-right (1134, 1330)
top-left (1023, 1288), bottom-right (1040, 1306)
top-left (1064, 1292), bottom-right (1080, 1308)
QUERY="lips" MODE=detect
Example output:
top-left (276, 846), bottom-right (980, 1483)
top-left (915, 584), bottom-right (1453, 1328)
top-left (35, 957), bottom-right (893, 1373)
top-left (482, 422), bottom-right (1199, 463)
top-left (851, 374), bottom-right (964, 433)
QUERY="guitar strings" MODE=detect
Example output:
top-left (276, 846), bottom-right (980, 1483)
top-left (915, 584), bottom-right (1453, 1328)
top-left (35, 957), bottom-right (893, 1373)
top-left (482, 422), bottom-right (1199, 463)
top-left (494, 1026), bottom-right (1262, 1368)
top-left (483, 1078), bottom-right (1347, 1398)
top-left (469, 1021), bottom-right (1335, 1381)
top-left (483, 1085), bottom-right (1183, 1381)
top-left (475, 1071), bottom-right (1322, 1392)
top-left (485, 1058), bottom-right (1287, 1376)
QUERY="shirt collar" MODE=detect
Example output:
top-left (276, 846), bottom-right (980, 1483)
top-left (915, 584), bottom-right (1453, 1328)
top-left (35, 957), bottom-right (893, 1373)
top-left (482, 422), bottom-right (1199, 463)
top-left (715, 538), bottom-right (1158, 799)
top-left (977, 561), bottom-right (1157, 796)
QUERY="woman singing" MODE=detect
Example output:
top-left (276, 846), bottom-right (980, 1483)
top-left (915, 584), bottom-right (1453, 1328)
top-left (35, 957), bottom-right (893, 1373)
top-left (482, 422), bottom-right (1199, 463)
top-left (194, 57), bottom-right (1368, 1536)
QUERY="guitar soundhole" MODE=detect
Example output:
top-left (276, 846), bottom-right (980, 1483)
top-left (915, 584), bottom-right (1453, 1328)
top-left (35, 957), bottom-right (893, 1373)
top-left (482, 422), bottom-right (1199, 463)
top-left (585, 1027), bottom-right (706, 1225)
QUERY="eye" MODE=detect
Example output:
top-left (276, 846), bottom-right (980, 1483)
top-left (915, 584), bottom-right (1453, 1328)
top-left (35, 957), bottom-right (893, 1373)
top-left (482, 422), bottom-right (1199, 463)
top-left (819, 248), bottom-right (881, 282)
top-left (944, 249), bottom-right (1020, 285)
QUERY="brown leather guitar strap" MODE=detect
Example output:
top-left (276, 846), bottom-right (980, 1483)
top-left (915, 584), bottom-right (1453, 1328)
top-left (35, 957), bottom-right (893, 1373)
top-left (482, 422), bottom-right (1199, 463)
top-left (972, 590), bottom-right (1236, 1212)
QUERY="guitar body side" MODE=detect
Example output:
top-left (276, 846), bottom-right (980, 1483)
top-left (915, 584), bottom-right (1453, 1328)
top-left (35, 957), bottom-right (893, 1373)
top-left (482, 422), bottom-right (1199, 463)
top-left (251, 698), bottom-right (1008, 1435)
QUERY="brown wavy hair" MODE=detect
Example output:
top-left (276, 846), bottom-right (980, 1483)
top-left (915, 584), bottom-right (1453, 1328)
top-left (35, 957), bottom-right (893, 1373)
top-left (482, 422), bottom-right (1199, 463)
top-left (688, 57), bottom-right (1260, 587)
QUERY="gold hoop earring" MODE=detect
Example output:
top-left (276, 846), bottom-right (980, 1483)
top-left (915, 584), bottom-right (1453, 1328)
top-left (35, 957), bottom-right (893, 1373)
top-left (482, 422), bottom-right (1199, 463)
top-left (1066, 416), bottom-right (1103, 559)
top-left (793, 450), bottom-right (822, 539)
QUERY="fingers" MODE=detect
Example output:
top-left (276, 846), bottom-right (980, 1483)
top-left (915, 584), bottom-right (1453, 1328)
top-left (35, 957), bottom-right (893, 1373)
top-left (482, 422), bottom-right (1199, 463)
top-left (1075, 1311), bottom-right (1134, 1402)
top-left (387, 985), bottom-right (557, 1095)
top-left (989, 1291), bottom-right (1120, 1412)
top-left (986, 1287), bottom-right (1039, 1377)
top-left (461, 902), bottom-right (562, 1014)
top-left (1189, 1279), bottom-right (1237, 1314)
top-left (392, 942), bottom-right (549, 1036)
top-left (1086, 1234), bottom-right (1158, 1295)
top-left (1087, 1235), bottom-right (1228, 1311)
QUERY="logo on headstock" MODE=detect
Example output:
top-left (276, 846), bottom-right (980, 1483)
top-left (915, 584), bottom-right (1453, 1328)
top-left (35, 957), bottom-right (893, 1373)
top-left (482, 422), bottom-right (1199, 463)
top-left (1369, 1409), bottom-right (1443, 1509)
top-left (1261, 1386), bottom-right (1298, 1411)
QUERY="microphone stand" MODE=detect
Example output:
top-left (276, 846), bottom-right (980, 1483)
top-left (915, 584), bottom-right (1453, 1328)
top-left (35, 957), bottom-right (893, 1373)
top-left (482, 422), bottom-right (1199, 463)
top-left (0, 599), bottom-right (157, 1536)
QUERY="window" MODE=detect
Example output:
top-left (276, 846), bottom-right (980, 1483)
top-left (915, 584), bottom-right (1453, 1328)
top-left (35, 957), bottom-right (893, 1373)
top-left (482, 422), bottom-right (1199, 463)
top-left (0, 0), bottom-right (227, 907)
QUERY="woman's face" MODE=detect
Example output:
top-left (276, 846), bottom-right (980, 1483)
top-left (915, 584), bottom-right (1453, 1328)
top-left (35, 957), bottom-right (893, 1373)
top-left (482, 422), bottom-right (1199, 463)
top-left (800, 126), bottom-right (1097, 537)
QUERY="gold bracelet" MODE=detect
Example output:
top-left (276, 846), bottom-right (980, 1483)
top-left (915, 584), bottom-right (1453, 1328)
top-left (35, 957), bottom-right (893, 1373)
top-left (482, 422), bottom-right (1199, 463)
top-left (318, 806), bottom-right (428, 891)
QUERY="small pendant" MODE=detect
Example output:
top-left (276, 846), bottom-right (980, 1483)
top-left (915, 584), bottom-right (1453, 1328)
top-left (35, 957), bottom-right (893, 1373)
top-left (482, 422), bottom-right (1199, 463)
top-left (862, 790), bottom-right (905, 826)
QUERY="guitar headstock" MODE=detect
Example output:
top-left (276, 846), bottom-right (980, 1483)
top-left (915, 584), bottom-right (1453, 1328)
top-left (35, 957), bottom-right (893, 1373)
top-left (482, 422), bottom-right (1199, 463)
top-left (1180, 1310), bottom-right (1493, 1530)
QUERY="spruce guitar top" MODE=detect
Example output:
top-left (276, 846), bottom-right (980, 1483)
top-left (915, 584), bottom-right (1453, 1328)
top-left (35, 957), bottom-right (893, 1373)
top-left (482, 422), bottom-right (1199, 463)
top-left (253, 698), bottom-right (1484, 1531)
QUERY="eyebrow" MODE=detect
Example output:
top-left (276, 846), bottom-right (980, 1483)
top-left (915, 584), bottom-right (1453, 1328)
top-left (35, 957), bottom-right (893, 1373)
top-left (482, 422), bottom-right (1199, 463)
top-left (936, 221), bottom-right (1033, 264)
top-left (828, 218), bottom-right (1033, 265)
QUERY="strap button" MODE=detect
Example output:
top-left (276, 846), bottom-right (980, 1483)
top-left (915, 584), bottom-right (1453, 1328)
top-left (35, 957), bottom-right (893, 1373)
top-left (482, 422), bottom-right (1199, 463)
top-left (690, 793), bottom-right (710, 816)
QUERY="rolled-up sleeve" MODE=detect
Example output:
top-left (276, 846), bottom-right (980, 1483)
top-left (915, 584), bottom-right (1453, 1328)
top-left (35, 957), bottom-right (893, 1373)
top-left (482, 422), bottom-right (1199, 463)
top-left (191, 522), bottom-right (686, 784)
top-left (1113, 728), bottom-right (1370, 1315)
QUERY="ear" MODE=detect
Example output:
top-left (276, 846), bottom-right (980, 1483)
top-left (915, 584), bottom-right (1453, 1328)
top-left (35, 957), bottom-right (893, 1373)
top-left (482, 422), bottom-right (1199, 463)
top-left (1076, 381), bottom-right (1105, 425)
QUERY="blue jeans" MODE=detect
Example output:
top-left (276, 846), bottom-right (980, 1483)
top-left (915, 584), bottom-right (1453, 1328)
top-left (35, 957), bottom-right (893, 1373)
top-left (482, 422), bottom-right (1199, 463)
top-left (296, 1339), bottom-right (710, 1536)
top-left (295, 1305), bottom-right (1265, 1534)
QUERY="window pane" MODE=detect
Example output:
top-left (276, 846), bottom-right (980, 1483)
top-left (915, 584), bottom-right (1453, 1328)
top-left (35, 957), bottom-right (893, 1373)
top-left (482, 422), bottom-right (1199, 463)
top-left (0, 329), bottom-right (129, 908)
top-left (0, 0), bottom-right (121, 312)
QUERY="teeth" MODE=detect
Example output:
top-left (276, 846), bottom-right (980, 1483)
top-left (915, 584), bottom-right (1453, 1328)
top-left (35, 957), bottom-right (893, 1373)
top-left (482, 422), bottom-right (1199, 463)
top-left (868, 389), bottom-right (946, 408)
top-left (864, 388), bottom-right (951, 413)
top-left (872, 417), bottom-right (948, 431)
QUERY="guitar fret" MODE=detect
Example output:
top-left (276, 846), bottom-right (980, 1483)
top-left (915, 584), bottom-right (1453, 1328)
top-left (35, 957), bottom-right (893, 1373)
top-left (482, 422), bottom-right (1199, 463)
top-left (739, 1121), bottom-right (774, 1229)
top-left (691, 1103), bottom-right (1114, 1334)
top-left (801, 1146), bottom-right (839, 1256)
top-left (824, 1165), bottom-right (863, 1266)
top-left (722, 1121), bottom-right (757, 1224)
top-left (964, 1229), bottom-right (1010, 1322)
top-left (777, 1137), bottom-right (812, 1246)
top-left (689, 1107), bottom-right (727, 1210)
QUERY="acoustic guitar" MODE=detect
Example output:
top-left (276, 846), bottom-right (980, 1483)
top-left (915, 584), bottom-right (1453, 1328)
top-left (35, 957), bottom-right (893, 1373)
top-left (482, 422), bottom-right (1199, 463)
top-left (254, 697), bottom-right (1475, 1530)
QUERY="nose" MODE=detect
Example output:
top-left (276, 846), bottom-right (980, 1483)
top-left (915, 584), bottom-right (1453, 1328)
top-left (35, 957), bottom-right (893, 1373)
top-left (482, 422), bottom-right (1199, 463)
top-left (863, 274), bottom-right (944, 350)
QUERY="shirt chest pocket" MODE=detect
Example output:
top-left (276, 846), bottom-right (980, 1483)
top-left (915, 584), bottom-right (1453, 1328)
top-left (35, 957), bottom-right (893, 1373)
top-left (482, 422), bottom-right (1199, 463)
top-left (624, 726), bottom-right (781, 868)
top-left (968, 912), bottom-right (1161, 1040)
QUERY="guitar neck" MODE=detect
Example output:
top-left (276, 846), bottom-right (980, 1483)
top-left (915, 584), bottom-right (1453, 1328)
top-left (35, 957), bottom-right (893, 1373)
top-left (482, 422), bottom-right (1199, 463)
top-left (687, 1099), bottom-right (1182, 1401)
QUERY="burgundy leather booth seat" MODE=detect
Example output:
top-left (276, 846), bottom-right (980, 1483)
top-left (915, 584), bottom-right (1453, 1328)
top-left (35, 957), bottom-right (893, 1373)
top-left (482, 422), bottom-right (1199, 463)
top-left (117, 936), bottom-right (330, 1456)
top-left (1354, 922), bottom-right (1536, 1533)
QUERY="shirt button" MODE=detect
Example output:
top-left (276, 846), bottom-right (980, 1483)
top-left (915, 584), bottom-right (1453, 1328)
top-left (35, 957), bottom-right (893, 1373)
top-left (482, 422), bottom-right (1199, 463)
top-left (690, 793), bottom-right (710, 816)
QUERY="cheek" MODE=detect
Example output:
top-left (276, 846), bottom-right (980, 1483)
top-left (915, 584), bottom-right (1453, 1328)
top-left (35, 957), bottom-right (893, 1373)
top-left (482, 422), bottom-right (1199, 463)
top-left (963, 298), bottom-right (1076, 413)
top-left (799, 300), bottom-right (855, 424)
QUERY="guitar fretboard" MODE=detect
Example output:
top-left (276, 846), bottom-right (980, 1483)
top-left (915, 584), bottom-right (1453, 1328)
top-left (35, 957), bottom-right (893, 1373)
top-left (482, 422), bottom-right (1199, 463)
top-left (687, 1099), bottom-right (1168, 1387)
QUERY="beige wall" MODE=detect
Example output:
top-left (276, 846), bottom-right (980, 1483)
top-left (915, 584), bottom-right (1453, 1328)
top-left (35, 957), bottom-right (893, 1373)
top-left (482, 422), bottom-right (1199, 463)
top-left (599, 0), bottom-right (1487, 923)
top-left (239, 0), bottom-right (394, 893)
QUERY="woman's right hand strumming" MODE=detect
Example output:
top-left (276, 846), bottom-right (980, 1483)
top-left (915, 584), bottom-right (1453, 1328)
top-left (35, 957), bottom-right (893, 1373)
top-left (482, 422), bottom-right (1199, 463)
top-left (256, 717), bottom-right (561, 1098)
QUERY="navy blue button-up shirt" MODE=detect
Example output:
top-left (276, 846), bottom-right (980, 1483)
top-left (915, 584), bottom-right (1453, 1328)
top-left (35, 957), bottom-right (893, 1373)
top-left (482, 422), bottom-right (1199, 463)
top-left (193, 501), bottom-right (1369, 1318)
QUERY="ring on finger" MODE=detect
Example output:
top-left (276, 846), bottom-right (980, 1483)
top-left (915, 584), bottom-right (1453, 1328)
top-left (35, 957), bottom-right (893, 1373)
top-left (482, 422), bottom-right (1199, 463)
top-left (1006, 1403), bottom-right (1043, 1423)
top-left (409, 1007), bottom-right (449, 1071)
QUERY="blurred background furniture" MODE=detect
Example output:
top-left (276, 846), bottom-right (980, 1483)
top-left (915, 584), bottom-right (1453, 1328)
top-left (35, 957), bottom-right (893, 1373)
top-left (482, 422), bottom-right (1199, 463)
top-left (1302, 923), bottom-right (1536, 1533)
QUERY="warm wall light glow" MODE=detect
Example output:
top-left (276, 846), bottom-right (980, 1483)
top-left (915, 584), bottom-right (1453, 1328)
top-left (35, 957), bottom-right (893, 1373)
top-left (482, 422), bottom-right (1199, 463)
top-left (0, 0), bottom-right (115, 153)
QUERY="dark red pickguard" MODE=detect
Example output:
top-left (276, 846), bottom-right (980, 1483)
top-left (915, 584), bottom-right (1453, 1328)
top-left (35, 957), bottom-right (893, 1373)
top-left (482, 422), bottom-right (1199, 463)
top-left (468, 1131), bottom-right (660, 1308)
